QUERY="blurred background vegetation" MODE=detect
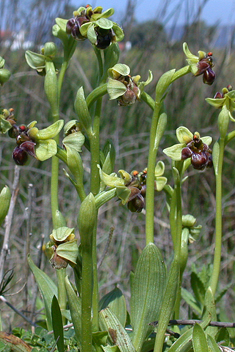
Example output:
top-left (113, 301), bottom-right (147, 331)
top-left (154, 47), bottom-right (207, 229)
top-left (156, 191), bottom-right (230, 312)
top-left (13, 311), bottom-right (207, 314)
top-left (1, 0), bottom-right (235, 332)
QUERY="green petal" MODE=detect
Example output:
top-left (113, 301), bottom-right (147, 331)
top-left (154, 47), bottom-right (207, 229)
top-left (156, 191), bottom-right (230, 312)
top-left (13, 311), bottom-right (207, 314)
top-left (95, 18), bottom-right (113, 30)
top-left (176, 126), bottom-right (193, 143)
top-left (163, 143), bottom-right (185, 161)
top-left (0, 116), bottom-right (12, 134)
top-left (63, 131), bottom-right (85, 152)
top-left (116, 186), bottom-right (131, 204)
top-left (107, 78), bottom-right (126, 99)
top-left (36, 120), bottom-right (64, 140)
top-left (201, 136), bottom-right (212, 145)
top-left (98, 8), bottom-right (114, 18)
top-left (155, 161), bottom-right (165, 177)
top-left (35, 139), bottom-right (57, 160)
top-left (205, 97), bottom-right (225, 108)
top-left (98, 165), bottom-right (125, 187)
top-left (155, 177), bottom-right (167, 191)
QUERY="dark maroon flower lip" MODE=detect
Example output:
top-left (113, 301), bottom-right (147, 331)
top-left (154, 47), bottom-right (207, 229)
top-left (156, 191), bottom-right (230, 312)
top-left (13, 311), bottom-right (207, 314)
top-left (181, 137), bottom-right (213, 170)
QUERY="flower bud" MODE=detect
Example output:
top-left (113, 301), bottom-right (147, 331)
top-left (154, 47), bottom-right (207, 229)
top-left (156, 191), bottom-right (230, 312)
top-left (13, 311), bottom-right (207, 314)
top-left (0, 68), bottom-right (11, 85)
top-left (78, 193), bottom-right (96, 248)
top-left (0, 186), bottom-right (11, 227)
top-left (43, 42), bottom-right (57, 57)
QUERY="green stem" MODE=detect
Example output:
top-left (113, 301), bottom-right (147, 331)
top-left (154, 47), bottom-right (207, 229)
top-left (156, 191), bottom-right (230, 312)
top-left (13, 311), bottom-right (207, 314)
top-left (171, 66), bottom-right (190, 83)
top-left (145, 103), bottom-right (161, 244)
top-left (210, 138), bottom-right (225, 296)
top-left (141, 91), bottom-right (155, 111)
top-left (81, 245), bottom-right (93, 352)
top-left (56, 268), bottom-right (67, 325)
top-left (86, 84), bottom-right (107, 109)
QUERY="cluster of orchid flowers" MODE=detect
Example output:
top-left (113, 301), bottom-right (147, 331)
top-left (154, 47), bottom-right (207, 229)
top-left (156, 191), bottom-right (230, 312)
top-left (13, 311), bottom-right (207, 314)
top-left (2, 4), bottom-right (235, 217)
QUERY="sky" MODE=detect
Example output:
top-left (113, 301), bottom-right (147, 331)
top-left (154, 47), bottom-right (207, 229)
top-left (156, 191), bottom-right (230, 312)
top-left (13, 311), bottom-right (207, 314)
top-left (71, 0), bottom-right (235, 26)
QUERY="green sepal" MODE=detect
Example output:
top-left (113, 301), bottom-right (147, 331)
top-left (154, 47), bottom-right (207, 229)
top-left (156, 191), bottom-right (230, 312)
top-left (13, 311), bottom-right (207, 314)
top-left (155, 177), bottom-right (167, 191)
top-left (28, 254), bottom-right (58, 330)
top-left (155, 69), bottom-right (176, 102)
top-left (0, 116), bottom-right (12, 133)
top-left (138, 70), bottom-right (153, 94)
top-left (99, 287), bottom-right (127, 327)
top-left (212, 141), bottom-right (220, 175)
top-left (109, 64), bottom-right (130, 78)
top-left (112, 22), bottom-right (124, 42)
top-left (201, 136), bottom-right (212, 145)
top-left (96, 7), bottom-right (114, 19)
top-left (182, 214), bottom-right (196, 227)
top-left (79, 22), bottom-right (92, 37)
top-left (0, 186), bottom-right (11, 227)
top-left (193, 323), bottom-right (209, 352)
top-left (64, 276), bottom-right (82, 349)
top-left (35, 139), bottom-right (57, 161)
top-left (96, 18), bottom-right (113, 30)
top-left (51, 296), bottom-right (64, 352)
top-left (56, 239), bottom-right (78, 265)
top-left (63, 131), bottom-right (85, 152)
top-left (55, 17), bottom-right (67, 32)
top-left (51, 227), bottom-right (75, 242)
top-left (34, 120), bottom-right (64, 140)
top-left (98, 166), bottom-right (125, 187)
top-left (116, 187), bottom-right (131, 204)
top-left (176, 126), bottom-right (193, 143)
top-left (130, 243), bottom-right (166, 352)
top-left (74, 87), bottom-right (92, 132)
top-left (0, 68), bottom-right (11, 85)
top-left (155, 161), bottom-right (165, 176)
top-left (107, 78), bottom-right (126, 100)
top-left (25, 50), bottom-right (46, 69)
top-left (163, 143), bottom-right (184, 161)
top-left (206, 97), bottom-right (225, 109)
top-left (87, 25), bottom-right (97, 44)
top-left (99, 308), bottom-right (136, 352)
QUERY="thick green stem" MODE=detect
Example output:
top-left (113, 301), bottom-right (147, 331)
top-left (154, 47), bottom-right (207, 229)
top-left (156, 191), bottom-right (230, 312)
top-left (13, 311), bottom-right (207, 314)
top-left (86, 84), bottom-right (107, 109)
top-left (210, 138), bottom-right (225, 296)
top-left (141, 91), bottom-right (155, 111)
top-left (81, 246), bottom-right (93, 352)
top-left (56, 268), bottom-right (67, 325)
